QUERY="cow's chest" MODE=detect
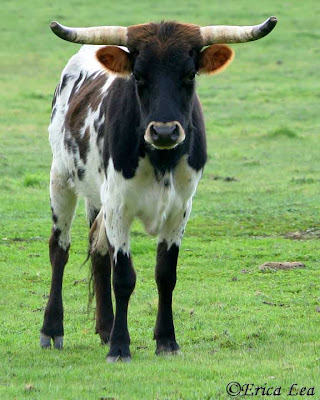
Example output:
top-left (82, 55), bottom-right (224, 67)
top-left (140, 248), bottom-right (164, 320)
top-left (102, 154), bottom-right (201, 237)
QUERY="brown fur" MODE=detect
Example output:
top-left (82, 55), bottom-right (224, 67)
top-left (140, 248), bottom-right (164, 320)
top-left (78, 127), bottom-right (90, 163)
top-left (199, 44), bottom-right (234, 75)
top-left (127, 22), bottom-right (203, 55)
top-left (66, 73), bottom-right (107, 134)
top-left (96, 23), bottom-right (233, 76)
top-left (96, 46), bottom-right (133, 76)
top-left (64, 73), bottom-right (108, 163)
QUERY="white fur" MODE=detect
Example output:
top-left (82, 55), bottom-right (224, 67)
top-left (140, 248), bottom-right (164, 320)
top-left (50, 164), bottom-right (77, 250)
top-left (101, 156), bottom-right (201, 259)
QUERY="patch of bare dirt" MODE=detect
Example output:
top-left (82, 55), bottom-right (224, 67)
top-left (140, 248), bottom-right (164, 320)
top-left (285, 228), bottom-right (320, 240)
top-left (259, 262), bottom-right (306, 271)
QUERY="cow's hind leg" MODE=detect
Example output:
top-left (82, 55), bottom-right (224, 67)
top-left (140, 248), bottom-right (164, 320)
top-left (101, 202), bottom-right (136, 363)
top-left (40, 167), bottom-right (77, 349)
top-left (89, 210), bottom-right (114, 344)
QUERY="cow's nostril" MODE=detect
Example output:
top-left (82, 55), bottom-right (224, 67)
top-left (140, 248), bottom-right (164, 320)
top-left (170, 124), bottom-right (179, 140)
top-left (150, 124), bottom-right (159, 141)
top-left (152, 124), bottom-right (177, 137)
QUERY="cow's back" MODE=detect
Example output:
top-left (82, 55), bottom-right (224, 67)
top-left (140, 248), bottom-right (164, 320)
top-left (49, 45), bottom-right (114, 208)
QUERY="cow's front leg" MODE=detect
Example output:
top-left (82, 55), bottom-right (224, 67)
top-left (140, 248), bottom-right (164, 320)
top-left (107, 248), bottom-right (136, 362)
top-left (154, 200), bottom-right (192, 355)
top-left (103, 204), bottom-right (136, 363)
top-left (154, 240), bottom-right (181, 355)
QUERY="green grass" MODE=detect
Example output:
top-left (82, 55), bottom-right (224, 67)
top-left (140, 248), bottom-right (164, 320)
top-left (0, 0), bottom-right (319, 399)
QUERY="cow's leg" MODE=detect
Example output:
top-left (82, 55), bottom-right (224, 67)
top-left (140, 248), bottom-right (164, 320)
top-left (40, 167), bottom-right (77, 349)
top-left (154, 200), bottom-right (192, 355)
top-left (154, 241), bottom-right (180, 355)
top-left (89, 210), bottom-right (114, 345)
top-left (101, 201), bottom-right (136, 363)
top-left (107, 247), bottom-right (136, 362)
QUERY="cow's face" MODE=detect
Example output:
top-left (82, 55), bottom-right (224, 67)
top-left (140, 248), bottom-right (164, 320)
top-left (96, 23), bottom-right (234, 150)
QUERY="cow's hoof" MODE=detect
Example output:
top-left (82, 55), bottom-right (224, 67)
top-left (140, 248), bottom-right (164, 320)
top-left (106, 355), bottom-right (120, 363)
top-left (53, 336), bottom-right (64, 349)
top-left (106, 344), bottom-right (131, 363)
top-left (106, 355), bottom-right (131, 363)
top-left (40, 333), bottom-right (64, 350)
top-left (40, 333), bottom-right (51, 349)
top-left (156, 340), bottom-right (182, 356)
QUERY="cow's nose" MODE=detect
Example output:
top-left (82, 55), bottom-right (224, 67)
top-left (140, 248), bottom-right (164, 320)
top-left (149, 123), bottom-right (181, 148)
top-left (145, 121), bottom-right (186, 149)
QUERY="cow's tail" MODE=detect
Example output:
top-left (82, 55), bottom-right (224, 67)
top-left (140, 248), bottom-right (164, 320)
top-left (86, 210), bottom-right (109, 316)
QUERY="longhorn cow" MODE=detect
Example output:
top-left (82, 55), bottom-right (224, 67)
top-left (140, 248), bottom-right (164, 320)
top-left (40, 17), bottom-right (277, 362)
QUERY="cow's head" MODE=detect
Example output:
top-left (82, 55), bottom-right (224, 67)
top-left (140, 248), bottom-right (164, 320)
top-left (95, 24), bottom-right (236, 149)
top-left (50, 17), bottom-right (277, 150)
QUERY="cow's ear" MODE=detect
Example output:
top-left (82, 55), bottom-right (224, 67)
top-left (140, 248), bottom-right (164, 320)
top-left (199, 44), bottom-right (234, 75)
top-left (96, 46), bottom-right (132, 76)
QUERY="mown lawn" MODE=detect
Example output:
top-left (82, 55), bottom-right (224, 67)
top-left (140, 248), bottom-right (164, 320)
top-left (0, 0), bottom-right (319, 399)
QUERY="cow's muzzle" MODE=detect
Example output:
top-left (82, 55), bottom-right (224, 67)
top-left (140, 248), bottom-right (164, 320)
top-left (144, 121), bottom-right (185, 150)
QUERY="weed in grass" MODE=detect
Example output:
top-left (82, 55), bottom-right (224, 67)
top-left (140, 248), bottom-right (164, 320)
top-left (267, 127), bottom-right (299, 139)
top-left (23, 174), bottom-right (43, 187)
top-left (291, 177), bottom-right (318, 184)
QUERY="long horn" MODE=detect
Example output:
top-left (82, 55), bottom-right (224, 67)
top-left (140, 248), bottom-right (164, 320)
top-left (200, 16), bottom-right (277, 45)
top-left (50, 21), bottom-right (128, 45)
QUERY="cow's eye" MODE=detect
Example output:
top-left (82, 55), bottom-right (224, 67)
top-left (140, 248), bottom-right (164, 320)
top-left (133, 72), bottom-right (143, 82)
top-left (186, 72), bottom-right (196, 82)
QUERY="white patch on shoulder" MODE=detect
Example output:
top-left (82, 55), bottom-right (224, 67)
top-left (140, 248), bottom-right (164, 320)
top-left (71, 45), bottom-right (110, 76)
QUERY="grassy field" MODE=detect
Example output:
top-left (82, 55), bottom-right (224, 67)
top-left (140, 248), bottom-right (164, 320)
top-left (1, 0), bottom-right (319, 398)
